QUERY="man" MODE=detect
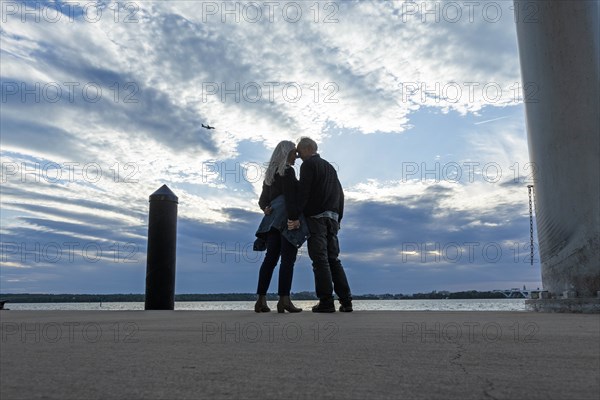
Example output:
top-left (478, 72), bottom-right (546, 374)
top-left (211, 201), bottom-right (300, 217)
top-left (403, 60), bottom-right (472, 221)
top-left (288, 137), bottom-right (353, 313)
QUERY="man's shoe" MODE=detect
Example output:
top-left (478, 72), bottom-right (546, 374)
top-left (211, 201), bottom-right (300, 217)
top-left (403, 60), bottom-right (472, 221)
top-left (312, 301), bottom-right (335, 313)
top-left (339, 303), bottom-right (353, 312)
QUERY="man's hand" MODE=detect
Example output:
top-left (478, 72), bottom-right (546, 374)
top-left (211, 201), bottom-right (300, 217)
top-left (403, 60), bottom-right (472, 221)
top-left (287, 219), bottom-right (300, 230)
top-left (264, 206), bottom-right (272, 215)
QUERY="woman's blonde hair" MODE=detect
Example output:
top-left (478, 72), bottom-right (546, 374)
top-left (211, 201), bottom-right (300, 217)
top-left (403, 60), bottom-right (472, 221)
top-left (264, 140), bottom-right (296, 186)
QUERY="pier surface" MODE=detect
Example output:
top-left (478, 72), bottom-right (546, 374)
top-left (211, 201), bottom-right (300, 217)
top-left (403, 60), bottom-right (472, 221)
top-left (1, 311), bottom-right (599, 400)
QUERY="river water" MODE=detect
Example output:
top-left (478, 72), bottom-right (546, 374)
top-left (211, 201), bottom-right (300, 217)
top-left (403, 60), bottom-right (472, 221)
top-left (6, 299), bottom-right (527, 311)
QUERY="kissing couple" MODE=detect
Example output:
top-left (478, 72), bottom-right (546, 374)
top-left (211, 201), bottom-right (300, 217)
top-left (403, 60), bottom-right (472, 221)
top-left (253, 137), bottom-right (353, 313)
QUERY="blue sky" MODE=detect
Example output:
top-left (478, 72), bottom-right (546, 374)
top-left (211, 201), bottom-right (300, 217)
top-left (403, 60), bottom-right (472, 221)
top-left (1, 0), bottom-right (542, 294)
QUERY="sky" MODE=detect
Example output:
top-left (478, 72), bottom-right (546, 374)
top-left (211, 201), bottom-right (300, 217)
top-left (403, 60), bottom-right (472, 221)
top-left (0, 0), bottom-right (543, 295)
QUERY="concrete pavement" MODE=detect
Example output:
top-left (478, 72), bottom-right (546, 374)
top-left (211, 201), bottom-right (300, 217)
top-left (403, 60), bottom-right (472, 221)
top-left (1, 311), bottom-right (599, 399)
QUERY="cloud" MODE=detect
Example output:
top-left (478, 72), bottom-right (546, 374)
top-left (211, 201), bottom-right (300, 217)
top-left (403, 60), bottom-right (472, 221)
top-left (0, 1), bottom-right (540, 294)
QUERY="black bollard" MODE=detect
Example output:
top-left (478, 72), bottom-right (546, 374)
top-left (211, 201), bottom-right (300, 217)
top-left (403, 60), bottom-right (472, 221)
top-left (144, 185), bottom-right (178, 310)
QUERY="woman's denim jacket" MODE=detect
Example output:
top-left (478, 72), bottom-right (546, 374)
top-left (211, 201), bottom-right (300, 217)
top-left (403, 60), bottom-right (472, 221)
top-left (255, 194), bottom-right (310, 248)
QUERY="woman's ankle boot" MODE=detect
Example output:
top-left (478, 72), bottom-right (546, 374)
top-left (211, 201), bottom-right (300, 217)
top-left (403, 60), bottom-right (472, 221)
top-left (254, 295), bottom-right (270, 313)
top-left (277, 295), bottom-right (302, 313)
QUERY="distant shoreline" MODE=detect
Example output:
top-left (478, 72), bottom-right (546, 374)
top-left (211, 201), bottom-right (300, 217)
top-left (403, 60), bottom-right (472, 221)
top-left (0, 291), bottom-right (512, 303)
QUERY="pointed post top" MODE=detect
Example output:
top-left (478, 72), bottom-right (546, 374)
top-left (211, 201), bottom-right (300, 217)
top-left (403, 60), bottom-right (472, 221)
top-left (149, 184), bottom-right (178, 203)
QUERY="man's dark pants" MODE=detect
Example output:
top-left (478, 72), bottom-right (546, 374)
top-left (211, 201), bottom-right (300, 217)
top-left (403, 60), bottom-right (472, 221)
top-left (306, 217), bottom-right (352, 304)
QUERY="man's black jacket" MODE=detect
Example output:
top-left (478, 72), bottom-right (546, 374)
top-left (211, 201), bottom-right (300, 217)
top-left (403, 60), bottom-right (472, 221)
top-left (298, 154), bottom-right (344, 222)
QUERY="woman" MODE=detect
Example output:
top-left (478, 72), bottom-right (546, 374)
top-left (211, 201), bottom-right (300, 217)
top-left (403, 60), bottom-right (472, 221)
top-left (254, 140), bottom-right (306, 313)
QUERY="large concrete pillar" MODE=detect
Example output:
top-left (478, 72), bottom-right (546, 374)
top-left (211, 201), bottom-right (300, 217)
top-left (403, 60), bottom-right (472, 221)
top-left (514, 0), bottom-right (599, 300)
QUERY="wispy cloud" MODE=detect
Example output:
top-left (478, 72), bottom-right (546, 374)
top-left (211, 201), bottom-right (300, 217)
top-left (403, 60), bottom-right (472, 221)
top-left (474, 116), bottom-right (510, 125)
